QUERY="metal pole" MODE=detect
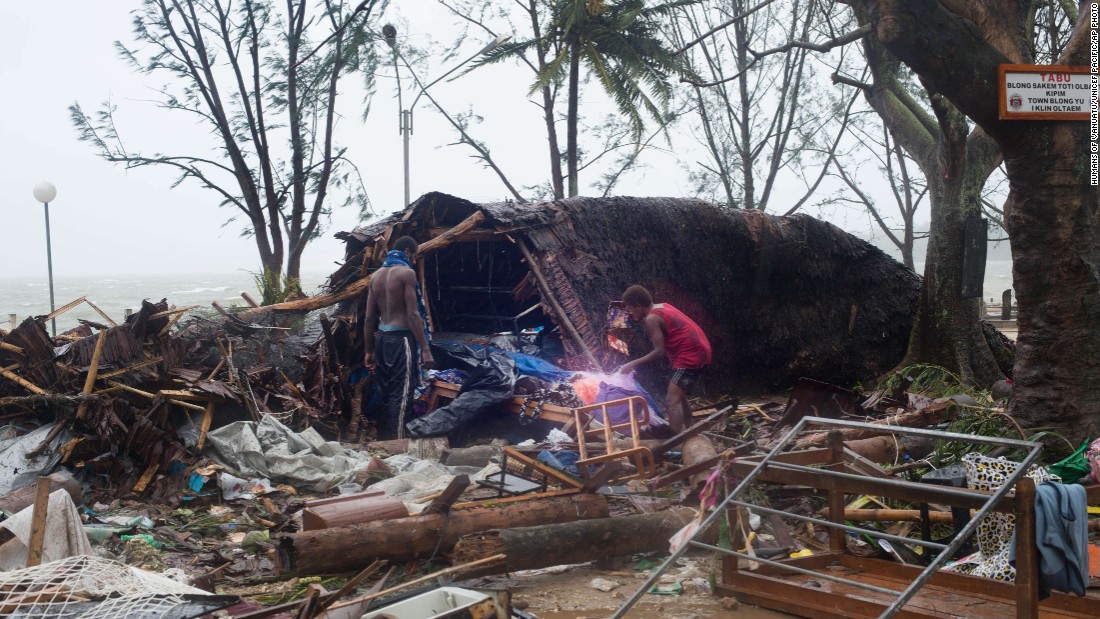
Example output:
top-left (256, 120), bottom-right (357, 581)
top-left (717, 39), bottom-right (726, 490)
top-left (402, 109), bottom-right (411, 207)
top-left (43, 202), bottom-right (56, 337)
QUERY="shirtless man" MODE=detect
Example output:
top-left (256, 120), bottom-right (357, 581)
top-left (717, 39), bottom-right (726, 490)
top-left (616, 285), bottom-right (711, 432)
top-left (363, 236), bottom-right (435, 439)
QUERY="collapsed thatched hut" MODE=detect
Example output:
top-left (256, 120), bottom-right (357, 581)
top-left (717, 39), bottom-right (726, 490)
top-left (326, 192), bottom-right (921, 394)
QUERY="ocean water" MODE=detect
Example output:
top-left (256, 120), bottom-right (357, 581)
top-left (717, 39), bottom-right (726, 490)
top-left (913, 259), bottom-right (1015, 305)
top-left (0, 271), bottom-right (330, 333)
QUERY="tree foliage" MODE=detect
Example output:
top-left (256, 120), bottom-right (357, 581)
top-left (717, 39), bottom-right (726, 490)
top-left (71, 0), bottom-right (383, 285)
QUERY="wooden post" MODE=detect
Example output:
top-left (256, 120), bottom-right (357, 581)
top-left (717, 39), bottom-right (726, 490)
top-left (827, 430), bottom-right (847, 554)
top-left (241, 292), bottom-right (261, 308)
top-left (1014, 476), bottom-right (1038, 619)
top-left (25, 477), bottom-right (51, 567)
top-left (1002, 289), bottom-right (1013, 320)
top-left (8, 314), bottom-right (15, 331)
top-left (76, 330), bottom-right (107, 420)
top-left (124, 308), bottom-right (133, 319)
top-left (196, 402), bottom-right (215, 450)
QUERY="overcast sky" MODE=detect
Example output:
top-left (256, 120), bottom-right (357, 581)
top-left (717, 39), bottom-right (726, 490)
top-left (0, 2), bottom-right (684, 280)
top-left (0, 2), bottom-right (954, 287)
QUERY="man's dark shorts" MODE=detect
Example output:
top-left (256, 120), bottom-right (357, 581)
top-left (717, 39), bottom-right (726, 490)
top-left (670, 367), bottom-right (705, 390)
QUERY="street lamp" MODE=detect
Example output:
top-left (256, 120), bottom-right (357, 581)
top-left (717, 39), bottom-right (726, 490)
top-left (32, 181), bottom-right (58, 336)
top-left (383, 25), bottom-right (511, 207)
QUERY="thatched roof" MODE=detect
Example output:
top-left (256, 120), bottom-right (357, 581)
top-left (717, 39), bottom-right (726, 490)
top-left (330, 192), bottom-right (921, 393)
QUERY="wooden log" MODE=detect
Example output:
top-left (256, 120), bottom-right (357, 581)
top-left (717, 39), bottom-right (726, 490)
top-left (681, 435), bottom-right (719, 492)
top-left (302, 495), bottom-right (409, 531)
top-left (422, 475), bottom-right (470, 515)
top-left (451, 508), bottom-right (699, 574)
top-left (25, 478), bottom-right (52, 567)
top-left (277, 492), bottom-right (609, 575)
top-left (416, 211), bottom-right (487, 256)
top-left (844, 434), bottom-right (935, 464)
top-left (794, 407), bottom-right (951, 450)
top-left (238, 276), bottom-right (372, 319)
top-left (0, 471), bottom-right (81, 515)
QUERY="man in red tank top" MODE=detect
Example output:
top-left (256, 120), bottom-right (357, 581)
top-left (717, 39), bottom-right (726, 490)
top-left (617, 285), bottom-right (712, 431)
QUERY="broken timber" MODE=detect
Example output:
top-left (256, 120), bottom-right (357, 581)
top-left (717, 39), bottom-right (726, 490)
top-left (277, 492), bottom-right (608, 575)
top-left (452, 507), bottom-right (702, 575)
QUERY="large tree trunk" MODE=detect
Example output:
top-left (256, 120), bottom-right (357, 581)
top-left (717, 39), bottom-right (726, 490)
top-left (896, 119), bottom-right (1007, 387)
top-left (527, 0), bottom-right (565, 200)
top-left (276, 493), bottom-right (608, 575)
top-left (863, 0), bottom-right (1100, 436)
top-left (854, 10), bottom-right (1005, 387)
top-left (1004, 125), bottom-right (1100, 435)
top-left (452, 508), bottom-right (700, 574)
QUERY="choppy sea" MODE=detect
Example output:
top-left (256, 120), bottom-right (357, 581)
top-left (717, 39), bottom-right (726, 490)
top-left (0, 271), bottom-right (329, 333)
top-left (0, 261), bottom-right (1015, 333)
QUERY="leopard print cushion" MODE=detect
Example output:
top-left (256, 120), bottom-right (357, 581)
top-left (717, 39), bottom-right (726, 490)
top-left (940, 452), bottom-right (1058, 581)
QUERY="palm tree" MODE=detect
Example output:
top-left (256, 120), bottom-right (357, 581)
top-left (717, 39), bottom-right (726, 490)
top-left (482, 0), bottom-right (695, 197)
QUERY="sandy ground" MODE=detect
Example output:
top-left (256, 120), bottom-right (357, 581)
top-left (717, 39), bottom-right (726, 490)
top-left (464, 554), bottom-right (793, 619)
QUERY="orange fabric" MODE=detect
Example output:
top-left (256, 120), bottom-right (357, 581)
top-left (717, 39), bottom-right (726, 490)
top-left (571, 377), bottom-right (601, 405)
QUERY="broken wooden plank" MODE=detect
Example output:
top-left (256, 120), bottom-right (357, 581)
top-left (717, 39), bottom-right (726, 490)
top-left (75, 330), bottom-right (107, 420)
top-left (502, 447), bottom-right (583, 489)
top-left (44, 297), bottom-right (86, 322)
top-left (132, 461), bottom-right (160, 493)
top-left (422, 474), bottom-right (471, 515)
top-left (97, 356), bottom-right (163, 380)
top-left (196, 402), bottom-right (215, 451)
top-left (25, 477), bottom-right (52, 567)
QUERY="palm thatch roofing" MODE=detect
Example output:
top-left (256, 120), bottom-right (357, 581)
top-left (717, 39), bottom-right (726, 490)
top-left (328, 192), bottom-right (921, 393)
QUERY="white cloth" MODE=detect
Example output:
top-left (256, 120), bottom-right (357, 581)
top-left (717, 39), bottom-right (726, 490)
top-left (0, 489), bottom-right (94, 570)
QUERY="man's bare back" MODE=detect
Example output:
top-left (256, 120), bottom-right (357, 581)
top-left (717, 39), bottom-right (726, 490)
top-left (363, 260), bottom-right (434, 369)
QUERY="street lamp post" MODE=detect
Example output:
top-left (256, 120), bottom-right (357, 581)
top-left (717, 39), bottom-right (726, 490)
top-left (383, 26), bottom-right (510, 207)
top-left (32, 181), bottom-right (58, 336)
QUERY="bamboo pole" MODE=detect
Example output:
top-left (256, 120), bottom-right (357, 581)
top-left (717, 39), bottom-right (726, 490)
top-left (0, 341), bottom-right (25, 355)
top-left (416, 211), bottom-right (487, 255)
top-left (512, 236), bottom-right (601, 369)
top-left (0, 367), bottom-right (48, 395)
top-left (44, 297), bottom-right (86, 322)
top-left (83, 299), bottom-right (118, 327)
